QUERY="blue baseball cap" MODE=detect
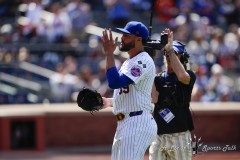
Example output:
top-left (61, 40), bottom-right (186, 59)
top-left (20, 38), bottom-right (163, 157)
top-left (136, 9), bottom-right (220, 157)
top-left (173, 40), bottom-right (186, 54)
top-left (116, 21), bottom-right (149, 40)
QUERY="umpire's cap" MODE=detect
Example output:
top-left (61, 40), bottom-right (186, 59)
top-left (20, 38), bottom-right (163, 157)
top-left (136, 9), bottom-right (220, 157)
top-left (173, 40), bottom-right (186, 54)
top-left (116, 21), bottom-right (149, 40)
top-left (173, 40), bottom-right (190, 64)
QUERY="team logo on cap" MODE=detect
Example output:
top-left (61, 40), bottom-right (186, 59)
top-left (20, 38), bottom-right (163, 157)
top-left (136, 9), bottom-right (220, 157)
top-left (131, 65), bottom-right (142, 77)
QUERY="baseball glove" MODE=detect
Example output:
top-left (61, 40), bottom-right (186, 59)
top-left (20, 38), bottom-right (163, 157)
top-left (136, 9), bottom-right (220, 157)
top-left (77, 87), bottom-right (103, 113)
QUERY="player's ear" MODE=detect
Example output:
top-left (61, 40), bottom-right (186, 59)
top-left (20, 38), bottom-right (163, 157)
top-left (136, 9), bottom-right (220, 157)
top-left (136, 37), bottom-right (142, 42)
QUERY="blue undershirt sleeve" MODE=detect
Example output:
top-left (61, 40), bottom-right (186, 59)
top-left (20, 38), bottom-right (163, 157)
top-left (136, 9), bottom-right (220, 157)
top-left (106, 67), bottom-right (134, 89)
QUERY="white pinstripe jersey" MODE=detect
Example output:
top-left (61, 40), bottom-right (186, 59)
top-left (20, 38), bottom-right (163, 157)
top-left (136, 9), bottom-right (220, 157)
top-left (112, 51), bottom-right (156, 114)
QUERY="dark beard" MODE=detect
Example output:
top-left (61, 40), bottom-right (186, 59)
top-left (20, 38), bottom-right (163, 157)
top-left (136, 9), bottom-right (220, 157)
top-left (119, 41), bottom-right (135, 52)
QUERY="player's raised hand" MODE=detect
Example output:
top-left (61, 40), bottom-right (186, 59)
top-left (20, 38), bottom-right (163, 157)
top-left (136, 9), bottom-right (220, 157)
top-left (102, 28), bottom-right (118, 56)
top-left (162, 28), bottom-right (173, 51)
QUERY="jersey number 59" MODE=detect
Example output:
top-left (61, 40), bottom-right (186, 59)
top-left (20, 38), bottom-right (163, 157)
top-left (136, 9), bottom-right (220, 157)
top-left (119, 86), bottom-right (129, 94)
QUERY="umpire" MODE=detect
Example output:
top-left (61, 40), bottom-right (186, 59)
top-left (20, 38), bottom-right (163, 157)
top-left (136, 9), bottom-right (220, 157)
top-left (149, 28), bottom-right (196, 160)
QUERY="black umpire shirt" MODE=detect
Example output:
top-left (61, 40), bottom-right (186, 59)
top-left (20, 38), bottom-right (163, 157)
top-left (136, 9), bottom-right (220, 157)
top-left (153, 70), bottom-right (196, 135)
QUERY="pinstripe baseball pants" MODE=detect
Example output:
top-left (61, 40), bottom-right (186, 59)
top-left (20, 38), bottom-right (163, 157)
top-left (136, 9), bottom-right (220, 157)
top-left (111, 112), bottom-right (157, 160)
top-left (149, 130), bottom-right (192, 160)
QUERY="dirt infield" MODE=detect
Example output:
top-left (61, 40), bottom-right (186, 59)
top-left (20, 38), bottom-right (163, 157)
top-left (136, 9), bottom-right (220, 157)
top-left (0, 151), bottom-right (239, 160)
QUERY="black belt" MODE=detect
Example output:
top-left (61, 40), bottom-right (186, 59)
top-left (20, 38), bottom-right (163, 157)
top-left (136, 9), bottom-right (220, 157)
top-left (116, 111), bottom-right (143, 121)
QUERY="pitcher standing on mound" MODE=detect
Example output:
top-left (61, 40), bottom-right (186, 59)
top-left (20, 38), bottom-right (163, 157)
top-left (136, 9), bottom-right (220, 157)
top-left (101, 21), bottom-right (157, 160)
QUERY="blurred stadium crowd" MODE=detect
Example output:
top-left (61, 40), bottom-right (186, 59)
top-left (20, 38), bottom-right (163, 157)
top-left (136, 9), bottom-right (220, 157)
top-left (0, 0), bottom-right (240, 104)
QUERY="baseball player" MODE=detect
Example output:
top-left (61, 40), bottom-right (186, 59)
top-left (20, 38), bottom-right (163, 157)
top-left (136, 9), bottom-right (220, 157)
top-left (101, 21), bottom-right (157, 160)
top-left (149, 28), bottom-right (196, 160)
